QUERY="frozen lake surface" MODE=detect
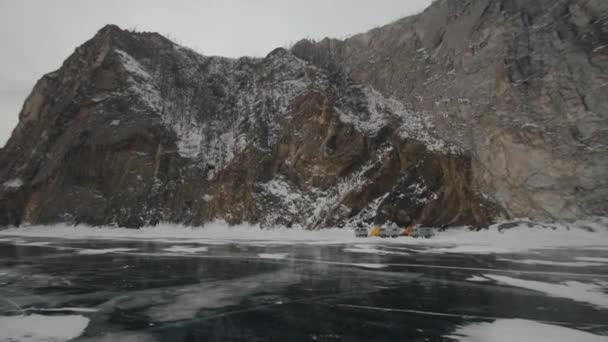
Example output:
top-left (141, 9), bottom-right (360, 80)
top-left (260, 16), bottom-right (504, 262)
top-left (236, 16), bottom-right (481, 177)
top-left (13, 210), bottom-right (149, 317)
top-left (0, 224), bottom-right (607, 341)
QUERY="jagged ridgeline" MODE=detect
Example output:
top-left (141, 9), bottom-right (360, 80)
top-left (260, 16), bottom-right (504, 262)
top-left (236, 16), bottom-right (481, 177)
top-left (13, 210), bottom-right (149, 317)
top-left (0, 25), bottom-right (494, 228)
top-left (1, 0), bottom-right (607, 229)
top-left (291, 0), bottom-right (608, 222)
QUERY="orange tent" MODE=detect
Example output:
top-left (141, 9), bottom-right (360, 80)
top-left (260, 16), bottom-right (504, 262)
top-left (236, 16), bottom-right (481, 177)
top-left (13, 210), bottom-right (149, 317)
top-left (370, 226), bottom-right (381, 237)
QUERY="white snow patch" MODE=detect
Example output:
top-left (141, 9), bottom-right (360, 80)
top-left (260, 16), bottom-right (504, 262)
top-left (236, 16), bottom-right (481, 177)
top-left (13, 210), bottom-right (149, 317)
top-left (593, 44), bottom-right (608, 52)
top-left (485, 274), bottom-right (608, 309)
top-left (336, 87), bottom-right (458, 154)
top-left (115, 49), bottom-right (151, 80)
top-left (258, 253), bottom-right (288, 260)
top-left (150, 47), bottom-right (317, 163)
top-left (466, 275), bottom-right (491, 282)
top-left (447, 319), bottom-right (608, 342)
top-left (418, 219), bottom-right (608, 254)
top-left (353, 263), bottom-right (388, 269)
top-left (576, 257), bottom-right (608, 263)
top-left (0, 219), bottom-right (606, 253)
top-left (77, 248), bottom-right (136, 255)
top-left (498, 258), bottom-right (604, 267)
top-left (0, 314), bottom-right (89, 342)
top-left (263, 179), bottom-right (301, 202)
top-left (114, 48), bottom-right (162, 113)
top-left (28, 307), bottom-right (98, 313)
top-left (3, 178), bottom-right (23, 189)
top-left (343, 245), bottom-right (384, 254)
top-left (12, 241), bottom-right (51, 247)
top-left (164, 246), bottom-right (208, 253)
top-left (343, 245), bottom-right (409, 256)
top-left (261, 179), bottom-right (302, 215)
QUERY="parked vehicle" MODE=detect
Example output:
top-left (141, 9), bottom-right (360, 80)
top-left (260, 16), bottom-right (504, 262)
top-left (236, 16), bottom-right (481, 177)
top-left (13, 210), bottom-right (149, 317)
top-left (354, 227), bottom-right (368, 238)
top-left (379, 225), bottom-right (400, 238)
top-left (411, 225), bottom-right (435, 239)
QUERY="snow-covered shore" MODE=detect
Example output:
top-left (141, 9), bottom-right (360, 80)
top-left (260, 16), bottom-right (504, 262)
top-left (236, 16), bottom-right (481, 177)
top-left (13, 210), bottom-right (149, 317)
top-left (1, 218), bottom-right (607, 254)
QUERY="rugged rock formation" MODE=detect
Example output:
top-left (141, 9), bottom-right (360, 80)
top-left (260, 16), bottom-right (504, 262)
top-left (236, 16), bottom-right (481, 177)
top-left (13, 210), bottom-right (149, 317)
top-left (3, 0), bottom-right (606, 229)
top-left (291, 0), bottom-right (608, 221)
top-left (0, 24), bottom-right (497, 228)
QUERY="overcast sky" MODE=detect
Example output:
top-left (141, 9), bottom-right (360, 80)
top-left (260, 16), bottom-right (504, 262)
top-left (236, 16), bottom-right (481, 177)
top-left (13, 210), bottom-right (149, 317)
top-left (0, 0), bottom-right (432, 147)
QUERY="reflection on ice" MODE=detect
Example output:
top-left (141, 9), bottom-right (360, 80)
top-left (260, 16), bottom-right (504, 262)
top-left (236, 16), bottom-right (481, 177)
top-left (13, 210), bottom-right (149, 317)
top-left (143, 269), bottom-right (300, 322)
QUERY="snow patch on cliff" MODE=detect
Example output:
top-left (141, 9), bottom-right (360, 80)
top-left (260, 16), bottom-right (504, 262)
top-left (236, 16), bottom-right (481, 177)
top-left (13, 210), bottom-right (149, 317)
top-left (115, 49), bottom-right (151, 80)
top-left (140, 45), bottom-right (319, 168)
top-left (262, 179), bottom-right (303, 216)
top-left (336, 86), bottom-right (460, 154)
top-left (115, 48), bottom-right (162, 112)
top-left (2, 178), bottom-right (23, 189)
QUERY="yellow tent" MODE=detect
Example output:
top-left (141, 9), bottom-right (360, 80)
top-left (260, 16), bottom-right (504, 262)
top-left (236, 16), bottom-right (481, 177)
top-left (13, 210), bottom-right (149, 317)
top-left (370, 226), bottom-right (381, 237)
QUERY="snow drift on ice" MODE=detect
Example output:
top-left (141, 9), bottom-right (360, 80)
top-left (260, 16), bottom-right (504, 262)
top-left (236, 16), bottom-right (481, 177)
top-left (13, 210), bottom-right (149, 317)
top-left (447, 318), bottom-right (608, 342)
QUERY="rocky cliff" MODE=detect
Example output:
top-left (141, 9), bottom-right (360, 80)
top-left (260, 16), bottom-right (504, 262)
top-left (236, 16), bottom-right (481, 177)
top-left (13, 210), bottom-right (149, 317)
top-left (291, 0), bottom-right (608, 221)
top-left (2, 0), bottom-right (606, 229)
top-left (0, 24), bottom-right (497, 228)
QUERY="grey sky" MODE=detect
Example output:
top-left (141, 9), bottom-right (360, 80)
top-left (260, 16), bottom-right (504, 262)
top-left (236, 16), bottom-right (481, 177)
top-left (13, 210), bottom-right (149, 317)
top-left (0, 0), bottom-right (432, 147)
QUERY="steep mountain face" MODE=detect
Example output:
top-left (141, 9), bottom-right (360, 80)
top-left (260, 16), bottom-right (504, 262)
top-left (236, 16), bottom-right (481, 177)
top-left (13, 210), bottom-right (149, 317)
top-left (0, 25), bottom-right (496, 228)
top-left (291, 0), bottom-right (608, 221)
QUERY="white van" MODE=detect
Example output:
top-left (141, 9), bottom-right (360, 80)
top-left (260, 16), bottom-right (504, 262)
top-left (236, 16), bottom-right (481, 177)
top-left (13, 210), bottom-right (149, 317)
top-left (354, 227), bottom-right (368, 238)
top-left (411, 225), bottom-right (435, 239)
top-left (379, 225), bottom-right (400, 238)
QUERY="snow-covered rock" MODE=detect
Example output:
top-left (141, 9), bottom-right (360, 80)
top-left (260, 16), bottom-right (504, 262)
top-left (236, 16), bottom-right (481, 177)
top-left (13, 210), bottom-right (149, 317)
top-left (291, 0), bottom-right (608, 222)
top-left (0, 24), bottom-right (496, 228)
